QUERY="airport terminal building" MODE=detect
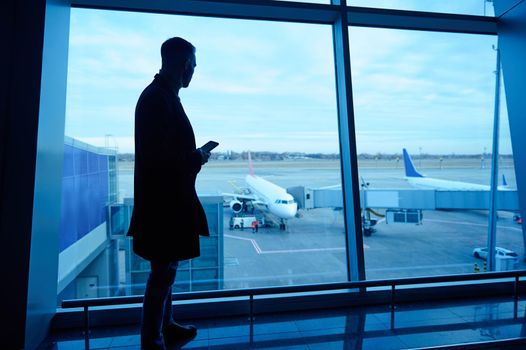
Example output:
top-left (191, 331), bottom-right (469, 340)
top-left (57, 137), bottom-right (224, 302)
top-left (3, 0), bottom-right (526, 349)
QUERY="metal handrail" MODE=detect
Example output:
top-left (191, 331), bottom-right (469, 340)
top-left (61, 269), bottom-right (526, 349)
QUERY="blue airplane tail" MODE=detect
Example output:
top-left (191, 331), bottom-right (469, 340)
top-left (402, 148), bottom-right (424, 178)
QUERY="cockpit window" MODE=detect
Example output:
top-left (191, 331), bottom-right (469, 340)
top-left (276, 199), bottom-right (296, 204)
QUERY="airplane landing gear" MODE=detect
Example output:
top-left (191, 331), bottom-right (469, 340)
top-left (279, 219), bottom-right (287, 231)
top-left (362, 212), bottom-right (378, 237)
top-left (363, 221), bottom-right (376, 236)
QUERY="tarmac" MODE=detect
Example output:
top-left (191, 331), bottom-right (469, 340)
top-left (222, 206), bottom-right (525, 289)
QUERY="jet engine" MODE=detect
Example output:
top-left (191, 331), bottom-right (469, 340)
top-left (230, 200), bottom-right (243, 213)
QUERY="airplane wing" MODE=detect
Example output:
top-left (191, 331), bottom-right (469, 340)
top-left (228, 180), bottom-right (245, 193)
top-left (222, 192), bottom-right (268, 206)
top-left (222, 192), bottom-right (258, 201)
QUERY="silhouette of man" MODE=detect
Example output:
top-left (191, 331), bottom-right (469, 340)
top-left (127, 37), bottom-right (210, 350)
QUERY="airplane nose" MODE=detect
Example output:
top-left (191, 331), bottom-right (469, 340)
top-left (271, 204), bottom-right (298, 219)
top-left (284, 204), bottom-right (297, 219)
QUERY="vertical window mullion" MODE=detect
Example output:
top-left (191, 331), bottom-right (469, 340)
top-left (332, 0), bottom-right (365, 281)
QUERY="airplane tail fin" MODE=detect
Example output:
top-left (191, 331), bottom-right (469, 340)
top-left (402, 148), bottom-right (424, 178)
top-left (248, 151), bottom-right (255, 176)
top-left (502, 174), bottom-right (508, 187)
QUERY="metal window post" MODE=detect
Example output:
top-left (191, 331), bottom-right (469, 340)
top-left (486, 46), bottom-right (501, 271)
top-left (332, 0), bottom-right (366, 282)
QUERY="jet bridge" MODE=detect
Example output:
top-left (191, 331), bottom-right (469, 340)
top-left (287, 186), bottom-right (520, 212)
top-left (287, 186), bottom-right (521, 235)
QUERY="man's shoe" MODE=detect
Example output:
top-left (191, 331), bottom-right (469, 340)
top-left (162, 322), bottom-right (197, 343)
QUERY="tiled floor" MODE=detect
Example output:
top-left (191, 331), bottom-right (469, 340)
top-left (40, 297), bottom-right (526, 349)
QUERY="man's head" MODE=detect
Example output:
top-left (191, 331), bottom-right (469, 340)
top-left (160, 37), bottom-right (196, 88)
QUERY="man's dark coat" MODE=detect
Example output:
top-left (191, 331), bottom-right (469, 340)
top-left (127, 74), bottom-right (209, 262)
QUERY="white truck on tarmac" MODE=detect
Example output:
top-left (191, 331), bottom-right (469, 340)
top-left (229, 216), bottom-right (264, 230)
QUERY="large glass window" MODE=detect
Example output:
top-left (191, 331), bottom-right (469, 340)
top-left (349, 27), bottom-right (517, 279)
top-left (58, 8), bottom-right (345, 302)
top-left (54, 1), bottom-right (517, 308)
top-left (270, 0), bottom-right (495, 15)
top-left (348, 0), bottom-right (495, 16)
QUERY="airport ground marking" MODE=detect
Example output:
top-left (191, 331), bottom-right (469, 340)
top-left (224, 234), bottom-right (262, 254)
top-left (259, 247), bottom-right (346, 254)
top-left (367, 263), bottom-right (474, 272)
top-left (424, 219), bottom-right (522, 232)
top-left (224, 234), bottom-right (348, 254)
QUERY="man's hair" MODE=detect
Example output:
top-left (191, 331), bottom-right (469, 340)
top-left (161, 37), bottom-right (195, 69)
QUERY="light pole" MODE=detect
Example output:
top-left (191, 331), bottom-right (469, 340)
top-left (484, 0), bottom-right (493, 16)
top-left (486, 45), bottom-right (500, 272)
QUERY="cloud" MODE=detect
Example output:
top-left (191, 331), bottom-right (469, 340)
top-left (66, 8), bottom-right (501, 155)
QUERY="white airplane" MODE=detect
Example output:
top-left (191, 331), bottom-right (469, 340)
top-left (223, 152), bottom-right (298, 227)
top-left (403, 148), bottom-right (510, 191)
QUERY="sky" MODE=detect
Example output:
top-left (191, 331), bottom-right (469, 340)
top-left (65, 1), bottom-right (513, 155)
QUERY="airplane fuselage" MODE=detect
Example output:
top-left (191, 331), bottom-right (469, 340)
top-left (245, 174), bottom-right (298, 219)
top-left (402, 148), bottom-right (510, 191)
top-left (405, 176), bottom-right (505, 191)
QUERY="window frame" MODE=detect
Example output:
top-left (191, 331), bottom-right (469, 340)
top-left (65, 0), bottom-right (499, 286)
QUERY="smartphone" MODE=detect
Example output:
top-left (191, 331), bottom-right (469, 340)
top-left (200, 140), bottom-right (219, 153)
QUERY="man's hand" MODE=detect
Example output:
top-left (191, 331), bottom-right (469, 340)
top-left (197, 148), bottom-right (210, 165)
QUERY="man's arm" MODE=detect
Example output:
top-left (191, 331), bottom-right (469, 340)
top-left (136, 92), bottom-right (202, 175)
